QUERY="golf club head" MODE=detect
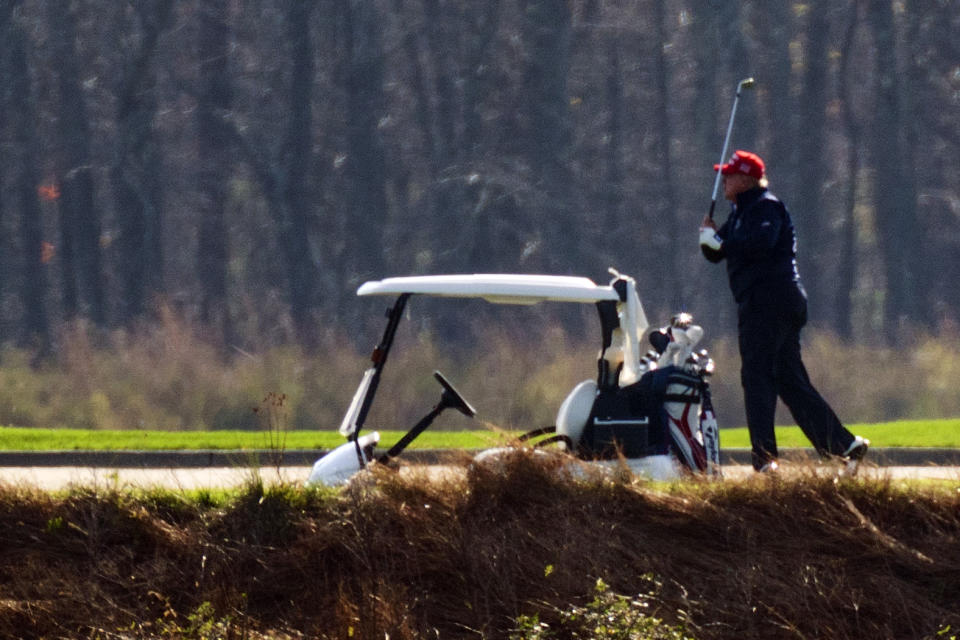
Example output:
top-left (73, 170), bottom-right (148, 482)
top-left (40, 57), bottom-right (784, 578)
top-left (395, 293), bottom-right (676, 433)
top-left (738, 77), bottom-right (756, 91)
top-left (649, 329), bottom-right (670, 355)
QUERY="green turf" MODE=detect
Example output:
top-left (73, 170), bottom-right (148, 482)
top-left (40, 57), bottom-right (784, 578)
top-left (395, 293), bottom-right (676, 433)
top-left (0, 426), bottom-right (512, 451)
top-left (718, 419), bottom-right (960, 448)
top-left (0, 418), bottom-right (958, 451)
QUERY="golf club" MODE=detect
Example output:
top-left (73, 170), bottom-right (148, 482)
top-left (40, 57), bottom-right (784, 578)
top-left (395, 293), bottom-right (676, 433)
top-left (708, 77), bottom-right (755, 220)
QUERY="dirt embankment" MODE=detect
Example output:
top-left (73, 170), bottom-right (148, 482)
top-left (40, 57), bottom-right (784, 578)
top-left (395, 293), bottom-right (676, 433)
top-left (1, 453), bottom-right (959, 639)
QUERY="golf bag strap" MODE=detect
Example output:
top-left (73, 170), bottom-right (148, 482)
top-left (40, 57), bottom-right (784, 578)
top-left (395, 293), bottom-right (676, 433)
top-left (663, 393), bottom-right (701, 404)
top-left (517, 426), bottom-right (556, 441)
top-left (534, 434), bottom-right (573, 450)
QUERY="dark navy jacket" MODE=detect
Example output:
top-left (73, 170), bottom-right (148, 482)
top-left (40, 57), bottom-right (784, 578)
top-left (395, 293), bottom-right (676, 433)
top-left (706, 186), bottom-right (802, 304)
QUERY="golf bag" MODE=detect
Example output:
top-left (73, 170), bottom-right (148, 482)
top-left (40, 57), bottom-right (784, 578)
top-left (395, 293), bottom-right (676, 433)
top-left (575, 365), bottom-right (717, 474)
top-left (550, 313), bottom-right (721, 476)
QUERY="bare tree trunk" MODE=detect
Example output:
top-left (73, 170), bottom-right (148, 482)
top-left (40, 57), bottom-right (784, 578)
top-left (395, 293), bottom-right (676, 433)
top-left (896, 0), bottom-right (926, 328)
top-left (6, 5), bottom-right (50, 353)
top-left (391, 0), bottom-right (440, 276)
top-left (111, 1), bottom-right (173, 326)
top-left (462, 3), bottom-right (501, 155)
top-left (836, 1), bottom-right (863, 341)
top-left (426, 0), bottom-right (495, 275)
top-left (719, 3), bottom-right (757, 150)
top-left (794, 0), bottom-right (831, 327)
top-left (279, 0), bottom-right (321, 350)
top-left (0, 5), bottom-right (5, 341)
top-left (754, 1), bottom-right (795, 199)
top-left (196, 0), bottom-right (234, 346)
top-left (221, 1), bottom-right (322, 348)
top-left (342, 0), bottom-right (388, 282)
top-left (867, 0), bottom-right (921, 341)
top-left (652, 0), bottom-right (682, 304)
top-left (48, 0), bottom-right (107, 327)
top-left (456, 0), bottom-right (501, 272)
top-left (423, 0), bottom-right (457, 164)
top-left (689, 0), bottom-right (719, 172)
top-left (521, 0), bottom-right (574, 272)
top-left (603, 39), bottom-right (623, 235)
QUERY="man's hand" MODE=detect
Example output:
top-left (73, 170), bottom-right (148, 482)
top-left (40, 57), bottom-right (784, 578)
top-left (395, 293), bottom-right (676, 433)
top-left (699, 222), bottom-right (724, 262)
top-left (699, 226), bottom-right (722, 251)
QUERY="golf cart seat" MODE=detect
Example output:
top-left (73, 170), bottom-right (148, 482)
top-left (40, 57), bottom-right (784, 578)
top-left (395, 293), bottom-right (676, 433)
top-left (555, 379), bottom-right (598, 447)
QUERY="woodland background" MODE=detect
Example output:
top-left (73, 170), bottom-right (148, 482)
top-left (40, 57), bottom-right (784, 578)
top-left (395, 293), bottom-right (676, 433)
top-left (0, 0), bottom-right (957, 430)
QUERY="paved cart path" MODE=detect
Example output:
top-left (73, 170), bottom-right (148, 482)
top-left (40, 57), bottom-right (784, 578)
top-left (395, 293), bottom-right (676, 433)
top-left (2, 463), bottom-right (958, 491)
top-left (1, 447), bottom-right (959, 490)
top-left (0, 465), bottom-right (301, 490)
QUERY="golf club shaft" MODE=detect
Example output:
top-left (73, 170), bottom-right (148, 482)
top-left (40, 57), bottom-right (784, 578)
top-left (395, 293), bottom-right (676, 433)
top-left (709, 77), bottom-right (754, 220)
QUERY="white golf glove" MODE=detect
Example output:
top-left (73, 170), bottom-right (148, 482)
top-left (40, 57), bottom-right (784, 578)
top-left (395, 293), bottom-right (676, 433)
top-left (699, 227), bottom-right (722, 251)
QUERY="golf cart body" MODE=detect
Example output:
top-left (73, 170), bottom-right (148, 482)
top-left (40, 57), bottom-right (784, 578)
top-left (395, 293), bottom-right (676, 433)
top-left (308, 270), bottom-right (720, 485)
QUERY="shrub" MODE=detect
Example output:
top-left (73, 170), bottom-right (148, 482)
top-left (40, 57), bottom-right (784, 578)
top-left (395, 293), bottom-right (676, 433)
top-left (0, 315), bottom-right (957, 431)
top-left (511, 577), bottom-right (695, 640)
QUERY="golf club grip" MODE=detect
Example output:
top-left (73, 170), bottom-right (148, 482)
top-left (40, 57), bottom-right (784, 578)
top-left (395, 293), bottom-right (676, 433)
top-left (708, 200), bottom-right (717, 221)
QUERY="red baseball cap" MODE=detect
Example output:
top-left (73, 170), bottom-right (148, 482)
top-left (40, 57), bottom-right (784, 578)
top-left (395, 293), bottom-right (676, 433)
top-left (714, 150), bottom-right (765, 179)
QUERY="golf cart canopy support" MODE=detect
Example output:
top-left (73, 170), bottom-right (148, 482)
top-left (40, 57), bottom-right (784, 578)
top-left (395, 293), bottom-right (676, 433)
top-left (340, 271), bottom-right (651, 442)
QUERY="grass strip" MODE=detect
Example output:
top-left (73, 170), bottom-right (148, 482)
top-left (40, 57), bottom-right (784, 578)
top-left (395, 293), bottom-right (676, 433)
top-left (0, 426), bottom-right (512, 451)
top-left (718, 419), bottom-right (960, 448)
top-left (0, 418), bottom-right (958, 451)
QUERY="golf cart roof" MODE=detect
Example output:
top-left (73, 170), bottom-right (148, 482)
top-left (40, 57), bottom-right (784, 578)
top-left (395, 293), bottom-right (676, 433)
top-left (357, 274), bottom-right (622, 305)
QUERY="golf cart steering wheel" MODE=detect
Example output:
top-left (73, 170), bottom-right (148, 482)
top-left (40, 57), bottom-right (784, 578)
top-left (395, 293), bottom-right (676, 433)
top-left (433, 371), bottom-right (476, 417)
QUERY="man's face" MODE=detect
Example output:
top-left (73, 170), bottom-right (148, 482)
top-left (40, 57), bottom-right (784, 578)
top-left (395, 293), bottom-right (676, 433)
top-left (722, 173), bottom-right (753, 202)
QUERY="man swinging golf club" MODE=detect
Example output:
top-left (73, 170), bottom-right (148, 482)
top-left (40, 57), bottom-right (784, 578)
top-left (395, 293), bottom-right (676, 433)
top-left (699, 150), bottom-right (869, 473)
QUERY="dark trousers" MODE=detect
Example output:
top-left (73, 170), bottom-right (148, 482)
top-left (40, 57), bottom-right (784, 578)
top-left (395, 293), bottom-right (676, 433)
top-left (737, 284), bottom-right (855, 470)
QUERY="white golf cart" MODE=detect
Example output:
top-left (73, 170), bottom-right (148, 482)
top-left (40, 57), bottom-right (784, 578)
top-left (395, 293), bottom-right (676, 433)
top-left (308, 269), bottom-right (720, 485)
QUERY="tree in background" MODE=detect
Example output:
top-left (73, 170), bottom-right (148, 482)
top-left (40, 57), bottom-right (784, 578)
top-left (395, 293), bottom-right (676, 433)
top-left (196, 0), bottom-right (235, 348)
top-left (110, 1), bottom-right (174, 327)
top-left (5, 1), bottom-right (50, 353)
top-left (867, 0), bottom-right (923, 342)
top-left (835, 0), bottom-right (864, 341)
top-left (340, 0), bottom-right (388, 291)
top-left (521, 0), bottom-right (575, 273)
top-left (0, 0), bottom-right (956, 356)
top-left (793, 0), bottom-right (831, 327)
top-left (47, 0), bottom-right (107, 327)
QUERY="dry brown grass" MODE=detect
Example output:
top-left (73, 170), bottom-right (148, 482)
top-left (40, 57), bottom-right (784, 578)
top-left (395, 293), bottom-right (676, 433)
top-left (1, 454), bottom-right (959, 639)
top-left (2, 315), bottom-right (959, 432)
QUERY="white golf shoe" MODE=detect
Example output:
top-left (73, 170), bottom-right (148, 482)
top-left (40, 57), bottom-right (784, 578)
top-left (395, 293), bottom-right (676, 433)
top-left (842, 435), bottom-right (870, 476)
